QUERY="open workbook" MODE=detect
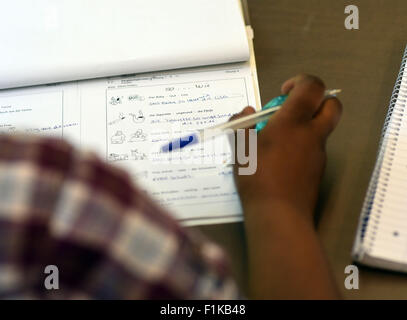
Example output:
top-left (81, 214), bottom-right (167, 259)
top-left (0, 0), bottom-right (261, 226)
top-left (353, 45), bottom-right (407, 272)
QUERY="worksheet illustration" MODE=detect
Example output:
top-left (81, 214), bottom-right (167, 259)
top-left (103, 68), bottom-right (255, 223)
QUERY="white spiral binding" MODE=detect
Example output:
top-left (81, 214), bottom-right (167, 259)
top-left (355, 46), bottom-right (407, 258)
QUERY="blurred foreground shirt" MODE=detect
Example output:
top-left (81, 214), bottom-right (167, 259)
top-left (0, 135), bottom-right (240, 299)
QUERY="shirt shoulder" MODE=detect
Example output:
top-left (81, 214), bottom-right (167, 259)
top-left (0, 135), bottom-right (241, 299)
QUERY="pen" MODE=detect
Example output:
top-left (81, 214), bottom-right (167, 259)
top-left (161, 89), bottom-right (342, 153)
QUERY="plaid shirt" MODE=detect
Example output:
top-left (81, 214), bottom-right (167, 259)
top-left (0, 135), bottom-right (240, 299)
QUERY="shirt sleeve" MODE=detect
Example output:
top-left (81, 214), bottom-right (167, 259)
top-left (0, 135), bottom-right (242, 299)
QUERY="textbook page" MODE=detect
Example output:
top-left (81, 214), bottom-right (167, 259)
top-left (0, 0), bottom-right (249, 89)
top-left (0, 83), bottom-right (81, 143)
top-left (0, 61), bottom-right (258, 226)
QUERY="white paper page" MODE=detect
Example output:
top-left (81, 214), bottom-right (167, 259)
top-left (80, 62), bottom-right (257, 225)
top-left (0, 84), bottom-right (81, 143)
top-left (0, 61), bottom-right (258, 226)
top-left (0, 0), bottom-right (249, 89)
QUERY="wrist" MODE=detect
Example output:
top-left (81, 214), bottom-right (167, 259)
top-left (242, 198), bottom-right (315, 230)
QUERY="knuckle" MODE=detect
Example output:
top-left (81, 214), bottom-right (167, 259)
top-left (300, 74), bottom-right (326, 90)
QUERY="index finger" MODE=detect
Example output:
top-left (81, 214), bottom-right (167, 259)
top-left (280, 74), bottom-right (326, 122)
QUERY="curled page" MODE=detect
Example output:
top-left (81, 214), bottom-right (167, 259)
top-left (0, 0), bottom-right (249, 89)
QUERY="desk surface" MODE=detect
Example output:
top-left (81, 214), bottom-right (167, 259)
top-left (190, 0), bottom-right (407, 299)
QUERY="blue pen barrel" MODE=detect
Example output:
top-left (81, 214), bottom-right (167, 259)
top-left (255, 94), bottom-right (288, 132)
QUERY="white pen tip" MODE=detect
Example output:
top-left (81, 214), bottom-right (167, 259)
top-left (326, 89), bottom-right (342, 96)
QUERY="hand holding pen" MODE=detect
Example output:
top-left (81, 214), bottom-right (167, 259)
top-left (161, 79), bottom-right (340, 153)
top-left (232, 74), bottom-right (343, 299)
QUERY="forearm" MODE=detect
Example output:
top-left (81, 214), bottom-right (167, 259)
top-left (231, 74), bottom-right (343, 299)
top-left (243, 201), bottom-right (340, 299)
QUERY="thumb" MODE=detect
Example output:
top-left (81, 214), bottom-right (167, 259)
top-left (229, 106), bottom-right (256, 122)
top-left (312, 97), bottom-right (342, 139)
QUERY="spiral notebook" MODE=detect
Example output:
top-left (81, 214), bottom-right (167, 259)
top-left (353, 45), bottom-right (407, 272)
